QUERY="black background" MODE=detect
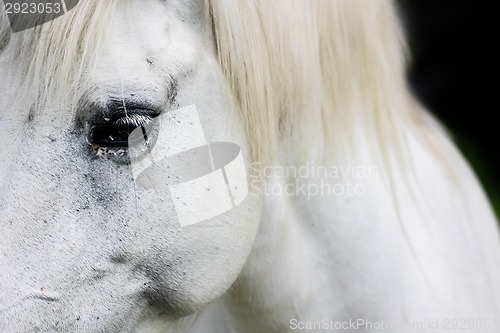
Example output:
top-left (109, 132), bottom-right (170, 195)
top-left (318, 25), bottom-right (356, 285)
top-left (399, 0), bottom-right (499, 217)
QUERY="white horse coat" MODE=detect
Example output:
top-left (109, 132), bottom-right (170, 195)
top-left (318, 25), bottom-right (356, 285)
top-left (0, 0), bottom-right (499, 332)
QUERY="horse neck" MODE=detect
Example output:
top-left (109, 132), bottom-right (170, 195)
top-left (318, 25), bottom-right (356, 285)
top-left (224, 129), bottom-right (424, 331)
top-left (225, 152), bottom-right (361, 331)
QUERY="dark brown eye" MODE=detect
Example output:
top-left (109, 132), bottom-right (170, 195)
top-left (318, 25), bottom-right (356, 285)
top-left (90, 113), bottom-right (153, 148)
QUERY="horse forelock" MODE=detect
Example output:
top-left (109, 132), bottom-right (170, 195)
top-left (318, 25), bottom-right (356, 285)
top-left (0, 1), bottom-right (119, 117)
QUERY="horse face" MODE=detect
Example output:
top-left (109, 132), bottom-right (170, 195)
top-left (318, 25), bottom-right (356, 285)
top-left (0, 0), bottom-right (259, 329)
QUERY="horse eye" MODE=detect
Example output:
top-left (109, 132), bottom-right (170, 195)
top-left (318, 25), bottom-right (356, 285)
top-left (89, 114), bottom-right (154, 148)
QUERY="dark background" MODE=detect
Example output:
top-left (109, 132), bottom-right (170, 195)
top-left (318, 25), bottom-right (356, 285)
top-left (398, 1), bottom-right (499, 218)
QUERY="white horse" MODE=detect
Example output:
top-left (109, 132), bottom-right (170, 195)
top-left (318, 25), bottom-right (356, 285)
top-left (1, 0), bottom-right (499, 332)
